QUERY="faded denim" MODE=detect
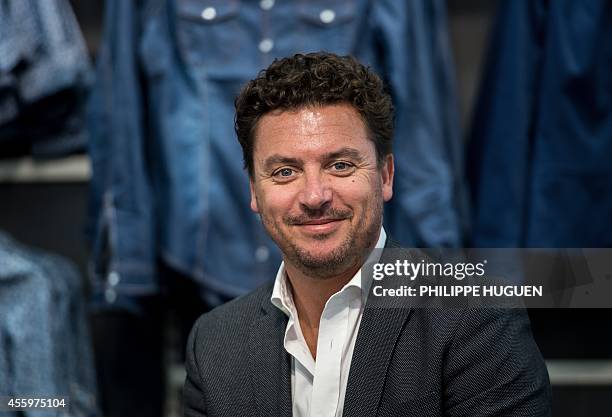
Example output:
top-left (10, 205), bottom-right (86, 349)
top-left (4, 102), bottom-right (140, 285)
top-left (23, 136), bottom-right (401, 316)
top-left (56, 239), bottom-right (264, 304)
top-left (0, 232), bottom-right (99, 417)
top-left (468, 0), bottom-right (612, 247)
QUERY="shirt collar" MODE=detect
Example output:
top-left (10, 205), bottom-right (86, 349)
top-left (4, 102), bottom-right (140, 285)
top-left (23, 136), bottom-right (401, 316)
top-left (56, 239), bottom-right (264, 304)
top-left (271, 227), bottom-right (387, 316)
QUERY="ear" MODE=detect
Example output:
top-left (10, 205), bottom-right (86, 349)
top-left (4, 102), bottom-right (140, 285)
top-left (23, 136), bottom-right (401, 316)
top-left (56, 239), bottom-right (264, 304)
top-left (381, 154), bottom-right (394, 202)
top-left (249, 178), bottom-right (260, 213)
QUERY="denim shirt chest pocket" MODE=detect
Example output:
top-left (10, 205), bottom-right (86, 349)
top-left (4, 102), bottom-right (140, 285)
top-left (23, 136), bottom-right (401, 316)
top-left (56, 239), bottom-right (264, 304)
top-left (175, 0), bottom-right (241, 70)
top-left (294, 0), bottom-right (358, 54)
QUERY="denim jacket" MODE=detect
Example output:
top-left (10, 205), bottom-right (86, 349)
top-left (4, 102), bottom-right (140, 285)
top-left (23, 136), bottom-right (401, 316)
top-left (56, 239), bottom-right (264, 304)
top-left (467, 0), bottom-right (612, 247)
top-left (88, 0), bottom-right (466, 311)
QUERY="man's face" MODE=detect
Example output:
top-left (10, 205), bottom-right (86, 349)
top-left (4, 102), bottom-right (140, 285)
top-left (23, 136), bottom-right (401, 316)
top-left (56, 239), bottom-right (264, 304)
top-left (249, 104), bottom-right (394, 278)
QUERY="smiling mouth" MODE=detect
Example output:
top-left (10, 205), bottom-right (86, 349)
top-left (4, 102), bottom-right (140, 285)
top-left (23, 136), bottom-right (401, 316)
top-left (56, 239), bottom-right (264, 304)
top-left (294, 218), bottom-right (346, 234)
top-left (299, 218), bottom-right (343, 225)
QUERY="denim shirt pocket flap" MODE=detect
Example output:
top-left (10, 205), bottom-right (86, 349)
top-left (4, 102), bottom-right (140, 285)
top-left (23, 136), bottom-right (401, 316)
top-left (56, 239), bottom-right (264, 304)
top-left (176, 0), bottom-right (240, 24)
top-left (173, 0), bottom-right (241, 68)
top-left (298, 1), bottom-right (356, 27)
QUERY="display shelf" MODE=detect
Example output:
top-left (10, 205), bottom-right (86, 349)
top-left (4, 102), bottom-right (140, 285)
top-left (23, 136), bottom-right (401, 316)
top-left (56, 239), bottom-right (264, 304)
top-left (547, 360), bottom-right (612, 386)
top-left (0, 155), bottom-right (91, 183)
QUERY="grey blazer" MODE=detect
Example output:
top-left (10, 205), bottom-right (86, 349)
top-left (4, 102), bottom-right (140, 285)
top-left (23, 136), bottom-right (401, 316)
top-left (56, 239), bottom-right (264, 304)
top-left (184, 244), bottom-right (552, 417)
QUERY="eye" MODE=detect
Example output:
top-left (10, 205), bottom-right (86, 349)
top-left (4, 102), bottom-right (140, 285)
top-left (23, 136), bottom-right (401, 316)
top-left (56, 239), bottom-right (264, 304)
top-left (333, 162), bottom-right (350, 170)
top-left (330, 161), bottom-right (355, 174)
top-left (272, 167), bottom-right (296, 179)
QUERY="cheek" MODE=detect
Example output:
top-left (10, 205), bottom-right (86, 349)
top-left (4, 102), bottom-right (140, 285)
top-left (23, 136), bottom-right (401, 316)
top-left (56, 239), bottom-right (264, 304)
top-left (334, 175), bottom-right (380, 205)
top-left (256, 186), bottom-right (298, 217)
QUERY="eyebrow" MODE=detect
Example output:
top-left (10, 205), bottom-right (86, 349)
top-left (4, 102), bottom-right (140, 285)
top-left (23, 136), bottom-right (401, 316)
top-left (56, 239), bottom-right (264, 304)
top-left (324, 147), bottom-right (365, 162)
top-left (262, 155), bottom-right (302, 172)
top-left (262, 147), bottom-right (365, 172)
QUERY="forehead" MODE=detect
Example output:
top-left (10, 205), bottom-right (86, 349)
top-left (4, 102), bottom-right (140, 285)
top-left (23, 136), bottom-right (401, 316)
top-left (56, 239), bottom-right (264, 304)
top-left (253, 104), bottom-right (373, 157)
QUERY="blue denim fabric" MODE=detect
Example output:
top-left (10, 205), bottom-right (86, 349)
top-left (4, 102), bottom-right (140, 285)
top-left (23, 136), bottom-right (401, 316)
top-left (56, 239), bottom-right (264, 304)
top-left (467, 0), bottom-right (612, 247)
top-left (0, 232), bottom-right (100, 417)
top-left (88, 0), bottom-right (466, 311)
top-left (0, 0), bottom-right (92, 157)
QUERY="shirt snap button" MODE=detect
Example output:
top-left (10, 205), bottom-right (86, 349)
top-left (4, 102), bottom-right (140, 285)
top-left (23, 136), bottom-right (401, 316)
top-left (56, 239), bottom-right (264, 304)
top-left (258, 38), bottom-right (274, 53)
top-left (320, 9), bottom-right (336, 24)
top-left (255, 245), bottom-right (270, 262)
top-left (201, 7), bottom-right (217, 20)
top-left (260, 0), bottom-right (274, 11)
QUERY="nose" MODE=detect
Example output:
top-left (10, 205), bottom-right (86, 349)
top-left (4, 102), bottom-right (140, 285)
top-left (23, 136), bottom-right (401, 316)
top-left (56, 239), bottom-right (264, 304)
top-left (298, 171), bottom-right (332, 210)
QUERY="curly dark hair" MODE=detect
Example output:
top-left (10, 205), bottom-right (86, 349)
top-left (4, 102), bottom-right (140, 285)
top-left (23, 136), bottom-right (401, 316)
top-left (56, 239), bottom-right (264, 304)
top-left (234, 52), bottom-right (394, 176)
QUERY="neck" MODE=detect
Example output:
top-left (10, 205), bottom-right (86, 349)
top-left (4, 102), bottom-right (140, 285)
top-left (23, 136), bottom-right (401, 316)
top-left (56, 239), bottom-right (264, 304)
top-left (284, 261), bottom-right (360, 359)
top-left (284, 261), bottom-right (359, 330)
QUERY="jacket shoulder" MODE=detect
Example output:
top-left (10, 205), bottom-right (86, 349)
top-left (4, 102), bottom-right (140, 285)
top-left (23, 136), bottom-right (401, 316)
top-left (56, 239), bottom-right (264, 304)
top-left (190, 282), bottom-right (274, 340)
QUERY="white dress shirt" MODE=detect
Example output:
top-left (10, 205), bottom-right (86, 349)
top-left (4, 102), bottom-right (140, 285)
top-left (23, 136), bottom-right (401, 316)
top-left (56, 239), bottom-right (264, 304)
top-left (271, 228), bottom-right (387, 417)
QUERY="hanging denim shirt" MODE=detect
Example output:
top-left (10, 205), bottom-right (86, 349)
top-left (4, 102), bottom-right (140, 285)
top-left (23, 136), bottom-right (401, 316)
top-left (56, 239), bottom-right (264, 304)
top-left (87, 0), bottom-right (466, 311)
top-left (0, 232), bottom-right (100, 417)
top-left (468, 0), bottom-right (612, 248)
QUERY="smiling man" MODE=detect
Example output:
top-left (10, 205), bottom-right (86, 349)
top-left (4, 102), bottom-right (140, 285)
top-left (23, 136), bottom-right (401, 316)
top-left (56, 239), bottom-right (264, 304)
top-left (183, 53), bottom-right (551, 417)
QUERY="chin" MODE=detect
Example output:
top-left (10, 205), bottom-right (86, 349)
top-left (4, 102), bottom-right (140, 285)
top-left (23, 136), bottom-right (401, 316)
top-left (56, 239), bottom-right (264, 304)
top-left (300, 249), bottom-right (341, 264)
top-left (292, 239), bottom-right (355, 273)
top-left (296, 237), bottom-right (347, 257)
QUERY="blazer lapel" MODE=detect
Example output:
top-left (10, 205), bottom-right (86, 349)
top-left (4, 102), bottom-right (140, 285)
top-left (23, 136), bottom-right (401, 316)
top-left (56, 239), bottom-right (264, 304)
top-left (248, 299), bottom-right (293, 417)
top-left (342, 306), bottom-right (412, 417)
top-left (342, 238), bottom-right (414, 417)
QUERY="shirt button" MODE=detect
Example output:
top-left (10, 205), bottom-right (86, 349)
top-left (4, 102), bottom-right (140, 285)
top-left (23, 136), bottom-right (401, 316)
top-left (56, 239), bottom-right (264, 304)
top-left (108, 271), bottom-right (120, 286)
top-left (105, 289), bottom-right (117, 304)
top-left (258, 38), bottom-right (274, 54)
top-left (201, 7), bottom-right (217, 20)
top-left (255, 245), bottom-right (270, 262)
top-left (319, 9), bottom-right (336, 24)
top-left (260, 0), bottom-right (274, 11)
